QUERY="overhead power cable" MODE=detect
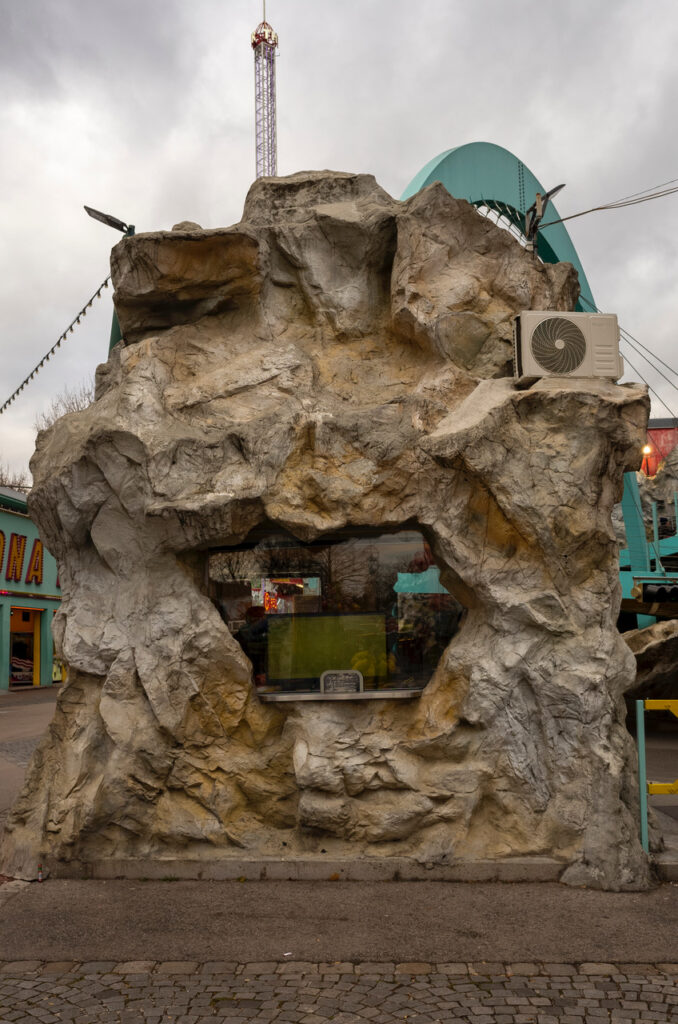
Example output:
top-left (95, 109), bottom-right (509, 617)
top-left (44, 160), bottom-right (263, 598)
top-left (540, 176), bottom-right (678, 229)
top-left (577, 292), bottom-right (678, 415)
top-left (621, 335), bottom-right (678, 397)
top-left (619, 325), bottom-right (678, 379)
top-left (611, 175), bottom-right (678, 205)
top-left (0, 276), bottom-right (111, 416)
top-left (618, 348), bottom-right (678, 422)
top-left (579, 293), bottom-right (678, 385)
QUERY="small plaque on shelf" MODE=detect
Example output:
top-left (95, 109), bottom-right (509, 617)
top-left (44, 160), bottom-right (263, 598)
top-left (320, 670), bottom-right (363, 694)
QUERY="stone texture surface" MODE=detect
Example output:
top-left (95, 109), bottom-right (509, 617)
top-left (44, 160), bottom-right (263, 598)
top-left (641, 443), bottom-right (678, 506)
top-left (0, 171), bottom-right (650, 888)
top-left (625, 618), bottom-right (678, 699)
top-left (0, 961), bottom-right (676, 1024)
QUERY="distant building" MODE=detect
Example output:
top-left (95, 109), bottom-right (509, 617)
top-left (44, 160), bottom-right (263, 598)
top-left (0, 486), bottom-right (61, 690)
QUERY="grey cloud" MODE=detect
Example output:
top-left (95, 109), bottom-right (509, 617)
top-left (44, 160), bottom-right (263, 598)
top-left (1, 0), bottom-right (195, 139)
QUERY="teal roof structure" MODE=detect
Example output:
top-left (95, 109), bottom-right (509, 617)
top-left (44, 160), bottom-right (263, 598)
top-left (401, 141), bottom-right (595, 312)
top-left (394, 566), bottom-right (448, 595)
top-left (0, 485), bottom-right (29, 514)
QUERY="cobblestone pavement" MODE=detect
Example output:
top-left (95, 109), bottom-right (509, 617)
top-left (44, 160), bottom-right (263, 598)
top-left (0, 961), bottom-right (676, 1023)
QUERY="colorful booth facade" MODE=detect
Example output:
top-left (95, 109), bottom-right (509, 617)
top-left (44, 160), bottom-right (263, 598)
top-left (0, 488), bottom-right (61, 690)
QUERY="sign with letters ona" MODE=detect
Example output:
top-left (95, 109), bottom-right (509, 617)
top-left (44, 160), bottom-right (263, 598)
top-left (0, 507), bottom-right (60, 597)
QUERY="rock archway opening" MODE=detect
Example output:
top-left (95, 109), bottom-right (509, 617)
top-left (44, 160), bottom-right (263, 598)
top-left (207, 524), bottom-right (465, 699)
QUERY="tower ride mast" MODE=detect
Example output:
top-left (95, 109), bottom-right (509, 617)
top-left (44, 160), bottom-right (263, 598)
top-left (251, 4), bottom-right (278, 178)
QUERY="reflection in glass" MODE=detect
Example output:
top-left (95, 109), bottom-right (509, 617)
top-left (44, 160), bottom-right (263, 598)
top-left (208, 530), bottom-right (463, 695)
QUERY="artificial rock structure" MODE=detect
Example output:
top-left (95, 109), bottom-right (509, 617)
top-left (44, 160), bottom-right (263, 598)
top-left (1, 172), bottom-right (651, 888)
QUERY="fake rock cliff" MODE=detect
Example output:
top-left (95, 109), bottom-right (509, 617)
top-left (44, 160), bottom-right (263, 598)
top-left (1, 172), bottom-right (650, 888)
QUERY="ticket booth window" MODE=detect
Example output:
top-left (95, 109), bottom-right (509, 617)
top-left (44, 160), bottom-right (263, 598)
top-left (208, 529), bottom-right (464, 697)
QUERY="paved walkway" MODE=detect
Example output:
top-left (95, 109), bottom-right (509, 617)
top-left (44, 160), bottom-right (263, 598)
top-left (1, 960), bottom-right (677, 1023)
top-left (0, 688), bottom-right (57, 832)
top-left (3, 880), bottom-right (678, 963)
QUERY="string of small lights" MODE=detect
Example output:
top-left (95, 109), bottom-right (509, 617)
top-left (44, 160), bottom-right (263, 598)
top-left (0, 276), bottom-right (111, 416)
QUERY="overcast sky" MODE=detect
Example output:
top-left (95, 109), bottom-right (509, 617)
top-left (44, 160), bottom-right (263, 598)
top-left (2, 0), bottom-right (678, 478)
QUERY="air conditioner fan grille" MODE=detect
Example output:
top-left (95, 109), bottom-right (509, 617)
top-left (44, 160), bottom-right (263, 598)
top-left (530, 316), bottom-right (587, 374)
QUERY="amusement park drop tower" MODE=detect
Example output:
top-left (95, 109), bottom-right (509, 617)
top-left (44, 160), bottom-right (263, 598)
top-left (252, 3), bottom-right (278, 178)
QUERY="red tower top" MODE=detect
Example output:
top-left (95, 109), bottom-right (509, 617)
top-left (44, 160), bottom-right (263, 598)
top-left (251, 21), bottom-right (278, 49)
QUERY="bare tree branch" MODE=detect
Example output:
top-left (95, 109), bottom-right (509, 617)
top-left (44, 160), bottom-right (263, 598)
top-left (0, 459), bottom-right (30, 492)
top-left (34, 378), bottom-right (94, 432)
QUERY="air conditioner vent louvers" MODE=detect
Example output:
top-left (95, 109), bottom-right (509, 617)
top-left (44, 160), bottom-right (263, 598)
top-left (530, 316), bottom-right (587, 374)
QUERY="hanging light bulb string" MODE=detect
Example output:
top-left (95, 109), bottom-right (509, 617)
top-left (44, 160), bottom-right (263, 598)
top-left (0, 276), bottom-right (111, 416)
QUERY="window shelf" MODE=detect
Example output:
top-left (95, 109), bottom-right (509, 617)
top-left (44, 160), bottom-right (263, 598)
top-left (257, 688), bottom-right (424, 702)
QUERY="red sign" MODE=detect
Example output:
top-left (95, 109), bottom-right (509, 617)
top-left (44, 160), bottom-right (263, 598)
top-left (644, 427), bottom-right (678, 476)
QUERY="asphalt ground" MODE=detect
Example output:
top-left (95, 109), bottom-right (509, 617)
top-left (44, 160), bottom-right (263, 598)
top-left (1, 879), bottom-right (678, 963)
top-left (0, 687), bottom-right (57, 833)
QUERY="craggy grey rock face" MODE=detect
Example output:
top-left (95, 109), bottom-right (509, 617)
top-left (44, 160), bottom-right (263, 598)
top-left (1, 172), bottom-right (650, 888)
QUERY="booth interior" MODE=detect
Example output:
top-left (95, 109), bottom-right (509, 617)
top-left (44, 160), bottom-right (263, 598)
top-left (208, 525), bottom-right (464, 700)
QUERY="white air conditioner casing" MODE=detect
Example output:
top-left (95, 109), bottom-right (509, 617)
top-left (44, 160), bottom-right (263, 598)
top-left (513, 311), bottom-right (623, 381)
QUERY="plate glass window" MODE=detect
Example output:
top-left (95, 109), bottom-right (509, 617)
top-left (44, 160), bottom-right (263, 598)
top-left (208, 530), bottom-right (463, 696)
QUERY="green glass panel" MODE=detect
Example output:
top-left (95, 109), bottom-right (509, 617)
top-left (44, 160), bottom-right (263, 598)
top-left (267, 613), bottom-right (386, 683)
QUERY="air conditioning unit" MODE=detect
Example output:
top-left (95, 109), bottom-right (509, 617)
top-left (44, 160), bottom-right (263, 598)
top-left (513, 311), bottom-right (623, 381)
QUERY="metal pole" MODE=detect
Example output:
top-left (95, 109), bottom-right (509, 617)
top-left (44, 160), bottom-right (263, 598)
top-left (108, 225), bottom-right (135, 353)
top-left (636, 698), bottom-right (649, 853)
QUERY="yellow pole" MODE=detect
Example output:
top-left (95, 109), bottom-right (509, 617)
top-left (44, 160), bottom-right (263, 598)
top-left (32, 611), bottom-right (41, 686)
